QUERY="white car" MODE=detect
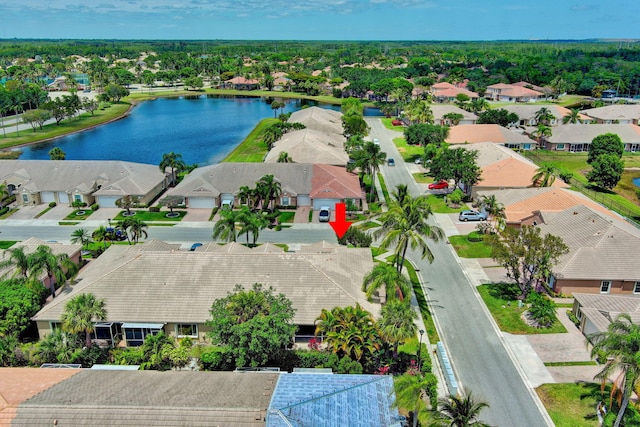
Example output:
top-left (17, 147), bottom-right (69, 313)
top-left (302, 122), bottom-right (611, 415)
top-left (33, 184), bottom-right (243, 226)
top-left (318, 206), bottom-right (331, 222)
top-left (373, 138), bottom-right (380, 145)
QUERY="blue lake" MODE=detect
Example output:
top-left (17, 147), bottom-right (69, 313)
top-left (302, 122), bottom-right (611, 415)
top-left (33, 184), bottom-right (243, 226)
top-left (17, 96), bottom-right (379, 166)
top-left (633, 177), bottom-right (640, 187)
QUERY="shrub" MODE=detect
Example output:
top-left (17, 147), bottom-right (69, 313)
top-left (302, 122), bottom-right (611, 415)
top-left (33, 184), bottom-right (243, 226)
top-left (149, 206), bottom-right (160, 212)
top-left (527, 292), bottom-right (557, 328)
top-left (111, 347), bottom-right (145, 366)
top-left (467, 231), bottom-right (484, 242)
top-left (447, 188), bottom-right (464, 206)
top-left (199, 348), bottom-right (235, 371)
top-left (337, 226), bottom-right (373, 247)
top-left (90, 203), bottom-right (99, 211)
top-left (0, 207), bottom-right (9, 216)
top-left (566, 310), bottom-right (580, 328)
top-left (558, 170), bottom-right (573, 183)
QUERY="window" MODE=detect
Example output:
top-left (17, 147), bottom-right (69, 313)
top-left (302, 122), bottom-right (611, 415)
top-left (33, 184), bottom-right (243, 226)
top-left (634, 282), bottom-right (640, 294)
top-left (600, 281), bottom-right (612, 294)
top-left (22, 194), bottom-right (28, 203)
top-left (124, 327), bottom-right (161, 346)
top-left (281, 196), bottom-right (290, 206)
top-left (74, 194), bottom-right (82, 202)
top-left (556, 144), bottom-right (564, 150)
top-left (49, 321), bottom-right (62, 330)
top-left (176, 323), bottom-right (198, 338)
top-left (523, 144), bottom-right (531, 150)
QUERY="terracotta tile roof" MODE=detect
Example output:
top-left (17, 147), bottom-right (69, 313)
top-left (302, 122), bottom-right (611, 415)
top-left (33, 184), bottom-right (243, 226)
top-left (432, 87), bottom-right (479, 99)
top-left (0, 368), bottom-right (80, 411)
top-left (511, 81), bottom-right (550, 93)
top-left (310, 164), bottom-right (362, 199)
top-left (432, 82), bottom-right (456, 89)
top-left (447, 124), bottom-right (533, 144)
top-left (226, 76), bottom-right (260, 85)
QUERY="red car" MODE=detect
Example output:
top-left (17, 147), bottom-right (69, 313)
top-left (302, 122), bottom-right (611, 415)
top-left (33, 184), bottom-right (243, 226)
top-left (391, 119), bottom-right (403, 126)
top-left (428, 180), bottom-right (449, 190)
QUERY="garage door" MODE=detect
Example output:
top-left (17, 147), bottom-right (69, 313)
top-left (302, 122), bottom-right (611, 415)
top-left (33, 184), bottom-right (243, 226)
top-left (57, 192), bottom-right (70, 204)
top-left (41, 192), bottom-right (55, 203)
top-left (297, 195), bottom-right (311, 206)
top-left (189, 197), bottom-right (216, 209)
top-left (313, 198), bottom-right (340, 210)
top-left (97, 196), bottom-right (120, 208)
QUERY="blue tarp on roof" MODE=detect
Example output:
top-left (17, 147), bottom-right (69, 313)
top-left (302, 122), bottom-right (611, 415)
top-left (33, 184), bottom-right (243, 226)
top-left (266, 373), bottom-right (403, 427)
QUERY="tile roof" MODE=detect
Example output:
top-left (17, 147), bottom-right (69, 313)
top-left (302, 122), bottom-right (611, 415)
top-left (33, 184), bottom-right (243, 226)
top-left (547, 124), bottom-right (640, 143)
top-left (311, 164), bottom-right (362, 200)
top-left (429, 105), bottom-right (477, 121)
top-left (511, 81), bottom-right (551, 93)
top-left (12, 370), bottom-right (278, 427)
top-left (574, 293), bottom-right (640, 333)
top-left (581, 104), bottom-right (640, 121)
top-left (33, 242), bottom-right (378, 326)
top-left (226, 76), bottom-right (260, 85)
top-left (289, 106), bottom-right (344, 134)
top-left (446, 124), bottom-right (534, 144)
top-left (0, 160), bottom-right (166, 197)
top-left (500, 104), bottom-right (573, 121)
top-left (431, 87), bottom-right (479, 99)
top-left (267, 373), bottom-right (400, 427)
top-left (264, 129), bottom-right (348, 165)
top-left (538, 205), bottom-right (640, 281)
top-left (0, 368), bottom-right (80, 410)
top-left (0, 238), bottom-right (81, 280)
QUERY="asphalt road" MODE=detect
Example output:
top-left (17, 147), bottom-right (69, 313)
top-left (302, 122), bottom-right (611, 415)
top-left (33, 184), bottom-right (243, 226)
top-left (367, 118), bottom-right (551, 427)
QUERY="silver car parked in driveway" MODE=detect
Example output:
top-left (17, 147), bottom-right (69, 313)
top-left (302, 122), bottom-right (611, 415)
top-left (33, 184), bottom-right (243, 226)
top-left (458, 210), bottom-right (487, 222)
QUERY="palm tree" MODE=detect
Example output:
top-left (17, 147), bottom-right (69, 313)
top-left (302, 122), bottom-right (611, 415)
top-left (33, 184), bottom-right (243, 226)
top-left (237, 185), bottom-right (257, 209)
top-left (237, 207), bottom-right (268, 246)
top-left (159, 152), bottom-right (187, 186)
top-left (406, 100), bottom-right (434, 124)
top-left (212, 208), bottom-right (238, 242)
top-left (257, 174), bottom-right (282, 211)
top-left (378, 299), bottom-right (418, 355)
top-left (588, 313), bottom-right (640, 427)
top-left (122, 217), bottom-right (148, 244)
top-left (28, 245), bottom-right (77, 299)
top-left (353, 141), bottom-right (387, 200)
top-left (469, 98), bottom-right (489, 113)
top-left (362, 263), bottom-right (412, 302)
top-left (92, 226), bottom-right (111, 250)
top-left (61, 293), bottom-right (107, 348)
top-left (436, 392), bottom-right (490, 427)
top-left (277, 151), bottom-right (293, 163)
top-left (48, 147), bottom-right (66, 160)
top-left (0, 246), bottom-right (31, 280)
top-left (394, 373), bottom-right (436, 427)
top-left (478, 194), bottom-right (505, 231)
top-left (533, 123), bottom-right (552, 145)
top-left (70, 228), bottom-right (92, 250)
top-left (375, 192), bottom-right (444, 273)
top-left (563, 108), bottom-right (583, 124)
top-left (532, 162), bottom-right (556, 187)
top-left (534, 107), bottom-right (555, 125)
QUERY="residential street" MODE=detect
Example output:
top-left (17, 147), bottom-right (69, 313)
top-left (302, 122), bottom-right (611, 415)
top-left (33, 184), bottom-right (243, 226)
top-left (367, 118), bottom-right (552, 426)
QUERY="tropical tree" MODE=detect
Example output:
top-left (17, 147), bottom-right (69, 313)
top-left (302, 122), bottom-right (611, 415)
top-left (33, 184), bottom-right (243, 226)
top-left (588, 313), bottom-right (640, 427)
top-left (532, 123), bottom-right (552, 144)
top-left (478, 194), bottom-right (505, 231)
top-left (277, 151), bottom-right (293, 163)
top-left (270, 100), bottom-right (285, 118)
top-left (70, 228), bottom-right (92, 250)
top-left (115, 195), bottom-right (139, 216)
top-left (237, 207), bottom-right (268, 246)
top-left (362, 263), bottom-right (412, 302)
top-left (588, 133), bottom-right (625, 164)
top-left (375, 191), bottom-right (444, 273)
top-left (61, 293), bottom-right (107, 348)
top-left (159, 195), bottom-right (183, 215)
top-left (212, 208), bottom-right (238, 242)
top-left (256, 174), bottom-right (282, 211)
top-left (0, 247), bottom-right (30, 280)
top-left (92, 226), bottom-right (111, 250)
top-left (443, 112), bottom-right (464, 126)
top-left (28, 245), bottom-right (77, 299)
top-left (48, 147), bottom-right (66, 160)
top-left (468, 97), bottom-right (489, 113)
top-left (159, 152), bottom-right (187, 186)
top-left (405, 100), bottom-right (434, 124)
top-left (562, 108), bottom-right (582, 124)
top-left (139, 332), bottom-right (176, 371)
top-left (378, 299), bottom-right (418, 355)
top-left (435, 392), bottom-right (490, 427)
top-left (534, 107), bottom-right (555, 125)
top-left (394, 372), bottom-right (438, 427)
top-left (121, 217), bottom-right (149, 244)
top-left (532, 162), bottom-right (557, 187)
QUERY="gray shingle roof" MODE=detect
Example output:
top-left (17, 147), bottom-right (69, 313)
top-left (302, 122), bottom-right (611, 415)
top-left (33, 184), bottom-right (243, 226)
top-left (547, 124), bottom-right (640, 144)
top-left (33, 242), bottom-right (378, 326)
top-left (581, 104), bottom-right (640, 121)
top-left (264, 129), bottom-right (348, 165)
top-left (289, 106), bottom-right (344, 134)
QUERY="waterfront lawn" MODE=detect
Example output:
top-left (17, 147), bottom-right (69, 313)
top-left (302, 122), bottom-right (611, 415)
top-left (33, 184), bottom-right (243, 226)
top-left (0, 103), bottom-right (131, 150)
top-left (393, 137), bottom-right (423, 161)
top-left (223, 118), bottom-right (279, 162)
top-left (113, 210), bottom-right (186, 221)
top-left (477, 283), bottom-right (567, 334)
top-left (536, 382), bottom-right (602, 427)
top-left (448, 233), bottom-right (493, 258)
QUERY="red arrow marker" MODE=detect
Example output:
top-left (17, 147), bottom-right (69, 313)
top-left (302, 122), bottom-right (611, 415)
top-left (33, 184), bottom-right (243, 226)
top-left (329, 202), bottom-right (352, 238)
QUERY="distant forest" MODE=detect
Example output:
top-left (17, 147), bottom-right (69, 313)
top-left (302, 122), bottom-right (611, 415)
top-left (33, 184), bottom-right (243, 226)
top-left (1, 39), bottom-right (640, 97)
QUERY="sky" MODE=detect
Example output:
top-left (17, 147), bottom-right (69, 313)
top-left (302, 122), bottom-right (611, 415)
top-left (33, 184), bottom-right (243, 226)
top-left (1, 0), bottom-right (639, 41)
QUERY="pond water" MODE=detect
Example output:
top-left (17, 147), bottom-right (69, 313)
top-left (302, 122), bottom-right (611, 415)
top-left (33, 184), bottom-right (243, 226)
top-left (633, 177), bottom-right (640, 187)
top-left (17, 96), bottom-right (380, 166)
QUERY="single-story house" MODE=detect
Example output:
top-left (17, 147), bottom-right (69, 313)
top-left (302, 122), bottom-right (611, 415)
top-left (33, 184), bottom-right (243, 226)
top-left (475, 187), bottom-right (620, 227)
top-left (511, 81), bottom-right (554, 98)
top-left (264, 129), bottom-right (348, 165)
top-left (430, 82), bottom-right (479, 103)
top-left (544, 124), bottom-right (640, 152)
top-left (537, 205), bottom-right (640, 295)
top-left (458, 142), bottom-right (568, 196)
top-left (446, 124), bottom-right (537, 150)
top-left (485, 83), bottom-right (544, 102)
top-left (5, 369), bottom-right (401, 427)
top-left (288, 106), bottom-right (344, 135)
top-left (572, 293), bottom-right (640, 336)
top-left (32, 241), bottom-right (378, 347)
top-left (223, 76), bottom-right (260, 90)
top-left (0, 160), bottom-right (170, 208)
top-left (168, 163), bottom-right (363, 210)
top-left (500, 104), bottom-right (591, 127)
top-left (0, 237), bottom-right (82, 293)
top-left (429, 105), bottom-right (477, 125)
top-left (581, 104), bottom-right (640, 125)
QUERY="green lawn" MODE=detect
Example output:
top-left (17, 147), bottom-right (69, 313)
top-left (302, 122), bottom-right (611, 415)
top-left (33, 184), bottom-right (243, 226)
top-left (477, 283), bottom-right (567, 334)
top-left (0, 209), bottom-right (18, 219)
top-left (0, 103), bottom-right (131, 150)
top-left (448, 234), bottom-right (493, 258)
top-left (424, 194), bottom-right (469, 213)
top-left (393, 137), bottom-right (423, 161)
top-left (377, 173), bottom-right (390, 204)
top-left (412, 172), bottom-right (434, 184)
top-left (536, 383), bottom-right (603, 427)
top-left (63, 209), bottom-right (94, 221)
top-left (0, 241), bottom-right (17, 249)
top-left (380, 117), bottom-right (404, 132)
top-left (278, 211), bottom-right (296, 223)
top-left (222, 118), bottom-right (279, 162)
top-left (34, 206), bottom-right (54, 218)
top-left (405, 260), bottom-right (440, 344)
top-left (113, 210), bottom-right (186, 221)
top-left (58, 221), bottom-right (81, 226)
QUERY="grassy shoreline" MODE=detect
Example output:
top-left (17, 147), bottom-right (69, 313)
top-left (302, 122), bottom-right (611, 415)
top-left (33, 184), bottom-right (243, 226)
top-left (222, 118), bottom-right (279, 162)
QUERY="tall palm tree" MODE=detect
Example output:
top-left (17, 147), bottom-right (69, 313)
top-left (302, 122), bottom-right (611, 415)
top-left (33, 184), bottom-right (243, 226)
top-left (28, 245), bottom-right (77, 299)
top-left (406, 100), bottom-right (434, 124)
top-left (0, 246), bottom-right (30, 280)
top-left (70, 228), bottom-right (92, 250)
top-left (436, 392), bottom-right (490, 427)
top-left (92, 226), bottom-right (111, 250)
top-left (378, 299), bottom-right (418, 355)
top-left (534, 107), bottom-right (555, 125)
top-left (237, 207), bottom-right (268, 246)
top-left (359, 141), bottom-right (386, 200)
top-left (394, 373), bottom-right (436, 427)
top-left (122, 217), bottom-right (148, 244)
top-left (61, 293), bottom-right (107, 348)
top-left (478, 194), bottom-right (505, 231)
top-left (257, 174), bottom-right (282, 211)
top-left (588, 313), bottom-right (640, 427)
top-left (362, 263), bottom-right (412, 302)
top-left (159, 152), bottom-right (187, 186)
top-left (533, 123), bottom-right (552, 145)
top-left (532, 162), bottom-right (557, 187)
top-left (375, 192), bottom-right (444, 273)
top-left (563, 108), bottom-right (583, 124)
top-left (212, 208), bottom-right (238, 242)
